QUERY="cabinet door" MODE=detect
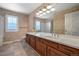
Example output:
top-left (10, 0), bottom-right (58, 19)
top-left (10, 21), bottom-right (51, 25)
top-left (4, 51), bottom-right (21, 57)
top-left (43, 39), bottom-right (58, 49)
top-left (47, 46), bottom-right (67, 56)
top-left (36, 38), bottom-right (46, 56)
top-left (58, 44), bottom-right (79, 56)
top-left (30, 36), bottom-right (36, 49)
top-left (26, 34), bottom-right (30, 44)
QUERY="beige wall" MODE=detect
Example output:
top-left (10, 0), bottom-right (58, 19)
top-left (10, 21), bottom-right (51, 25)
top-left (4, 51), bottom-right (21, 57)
top-left (0, 8), bottom-right (29, 42)
top-left (53, 6), bottom-right (79, 34)
top-left (28, 12), bottom-right (35, 32)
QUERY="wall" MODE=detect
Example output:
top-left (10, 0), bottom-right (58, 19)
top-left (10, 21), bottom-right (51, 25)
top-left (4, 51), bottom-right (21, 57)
top-left (0, 8), bottom-right (29, 42)
top-left (53, 6), bottom-right (79, 34)
top-left (28, 12), bottom-right (35, 32)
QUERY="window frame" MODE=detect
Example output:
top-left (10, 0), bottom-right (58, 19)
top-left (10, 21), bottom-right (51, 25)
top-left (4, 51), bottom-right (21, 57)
top-left (5, 15), bottom-right (19, 32)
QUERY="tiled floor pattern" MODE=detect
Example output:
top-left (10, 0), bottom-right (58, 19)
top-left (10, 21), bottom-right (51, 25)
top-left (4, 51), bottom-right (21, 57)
top-left (0, 39), bottom-right (39, 56)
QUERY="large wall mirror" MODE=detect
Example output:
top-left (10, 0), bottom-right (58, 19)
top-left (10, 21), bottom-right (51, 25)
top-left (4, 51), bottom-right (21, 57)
top-left (65, 11), bottom-right (79, 36)
top-left (34, 3), bottom-right (79, 36)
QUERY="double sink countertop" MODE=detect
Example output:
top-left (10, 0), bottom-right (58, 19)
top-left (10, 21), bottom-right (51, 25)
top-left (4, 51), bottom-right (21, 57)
top-left (26, 32), bottom-right (79, 49)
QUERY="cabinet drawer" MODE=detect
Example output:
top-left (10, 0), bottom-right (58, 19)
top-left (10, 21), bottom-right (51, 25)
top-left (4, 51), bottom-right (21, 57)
top-left (47, 46), bottom-right (67, 56)
top-left (44, 40), bottom-right (58, 49)
top-left (58, 44), bottom-right (79, 55)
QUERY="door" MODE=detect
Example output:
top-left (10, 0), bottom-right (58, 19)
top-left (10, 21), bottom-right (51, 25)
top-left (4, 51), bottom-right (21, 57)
top-left (0, 15), bottom-right (4, 46)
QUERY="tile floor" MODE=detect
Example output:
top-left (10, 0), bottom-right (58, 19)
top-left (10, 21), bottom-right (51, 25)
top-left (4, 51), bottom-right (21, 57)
top-left (0, 39), bottom-right (39, 56)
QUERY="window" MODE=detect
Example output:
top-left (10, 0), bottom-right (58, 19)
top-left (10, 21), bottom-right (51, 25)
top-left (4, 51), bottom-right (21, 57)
top-left (6, 15), bottom-right (18, 32)
top-left (35, 20), bottom-right (40, 31)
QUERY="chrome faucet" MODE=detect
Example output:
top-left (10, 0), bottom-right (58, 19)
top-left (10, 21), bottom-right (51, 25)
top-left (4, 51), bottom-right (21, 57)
top-left (52, 32), bottom-right (59, 37)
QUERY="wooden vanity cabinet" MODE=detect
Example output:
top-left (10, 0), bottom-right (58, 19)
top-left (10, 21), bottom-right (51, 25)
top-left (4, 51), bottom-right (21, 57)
top-left (43, 39), bottom-right (66, 56)
top-left (43, 39), bottom-right (58, 49)
top-left (58, 44), bottom-right (79, 56)
top-left (25, 34), bottom-right (79, 56)
top-left (30, 35), bottom-right (36, 49)
top-left (47, 46), bottom-right (67, 56)
top-left (36, 37), bottom-right (46, 56)
top-left (26, 34), bottom-right (30, 44)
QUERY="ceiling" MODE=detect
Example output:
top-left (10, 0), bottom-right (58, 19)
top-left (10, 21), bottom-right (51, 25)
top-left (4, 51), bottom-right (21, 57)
top-left (0, 3), bottom-right (79, 18)
top-left (36, 3), bottom-right (79, 19)
top-left (0, 3), bottom-right (42, 14)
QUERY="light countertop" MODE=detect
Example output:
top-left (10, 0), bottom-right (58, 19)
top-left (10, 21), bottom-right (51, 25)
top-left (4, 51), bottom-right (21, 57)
top-left (26, 32), bottom-right (79, 49)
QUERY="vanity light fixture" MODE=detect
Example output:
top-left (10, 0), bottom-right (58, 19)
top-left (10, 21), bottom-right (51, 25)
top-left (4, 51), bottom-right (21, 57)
top-left (39, 14), bottom-right (43, 16)
top-left (46, 10), bottom-right (51, 13)
top-left (38, 11), bottom-right (43, 14)
top-left (50, 8), bottom-right (55, 11)
top-left (36, 5), bottom-right (55, 17)
top-left (39, 12), bottom-right (46, 17)
top-left (47, 5), bottom-right (52, 9)
top-left (42, 12), bottom-right (46, 15)
top-left (36, 12), bottom-right (39, 15)
top-left (42, 8), bottom-right (47, 11)
top-left (36, 10), bottom-right (43, 16)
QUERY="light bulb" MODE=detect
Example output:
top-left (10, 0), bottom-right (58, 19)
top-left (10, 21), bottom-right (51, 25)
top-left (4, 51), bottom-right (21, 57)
top-left (39, 14), bottom-right (43, 17)
top-left (38, 11), bottom-right (42, 13)
top-left (50, 8), bottom-right (55, 11)
top-left (42, 8), bottom-right (47, 11)
top-left (47, 5), bottom-right (52, 9)
top-left (46, 10), bottom-right (51, 13)
top-left (36, 13), bottom-right (39, 15)
top-left (42, 12), bottom-right (46, 15)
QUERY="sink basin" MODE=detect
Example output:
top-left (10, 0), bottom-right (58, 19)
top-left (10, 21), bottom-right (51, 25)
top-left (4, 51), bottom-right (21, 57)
top-left (44, 36), bottom-right (53, 38)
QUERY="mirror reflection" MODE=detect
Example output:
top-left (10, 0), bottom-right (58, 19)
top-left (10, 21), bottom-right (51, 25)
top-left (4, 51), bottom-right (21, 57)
top-left (34, 3), bottom-right (79, 36)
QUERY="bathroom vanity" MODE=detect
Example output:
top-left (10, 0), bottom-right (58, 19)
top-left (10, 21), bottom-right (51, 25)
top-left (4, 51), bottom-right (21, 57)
top-left (25, 32), bottom-right (79, 56)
